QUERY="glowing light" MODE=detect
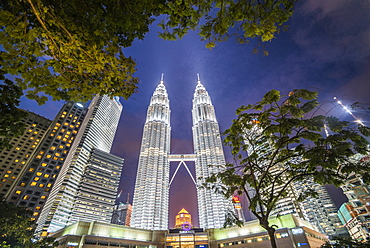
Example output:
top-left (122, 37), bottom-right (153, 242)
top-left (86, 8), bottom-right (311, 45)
top-left (76, 103), bottom-right (83, 108)
top-left (334, 97), bottom-right (365, 126)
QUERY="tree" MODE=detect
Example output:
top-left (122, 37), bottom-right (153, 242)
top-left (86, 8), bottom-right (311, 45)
top-left (320, 237), bottom-right (370, 248)
top-left (0, 70), bottom-right (28, 150)
top-left (0, 0), bottom-right (164, 104)
top-left (1, 0), bottom-right (298, 104)
top-left (158, 0), bottom-right (297, 52)
top-left (0, 199), bottom-right (57, 247)
top-left (205, 89), bottom-right (370, 248)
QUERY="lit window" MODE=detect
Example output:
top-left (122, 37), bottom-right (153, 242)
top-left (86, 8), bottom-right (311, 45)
top-left (36, 155), bottom-right (42, 159)
top-left (23, 195), bottom-right (29, 200)
top-left (56, 136), bottom-right (62, 139)
top-left (46, 155), bottom-right (51, 158)
top-left (25, 154), bottom-right (29, 157)
top-left (40, 196), bottom-right (46, 199)
top-left (15, 190), bottom-right (21, 194)
top-left (41, 163), bottom-right (47, 167)
top-left (50, 133), bottom-right (55, 137)
top-left (30, 182), bottom-right (37, 186)
top-left (50, 147), bottom-right (56, 151)
top-left (52, 175), bottom-right (57, 178)
top-left (47, 183), bottom-right (52, 187)
top-left (33, 212), bottom-right (39, 216)
top-left (28, 129), bottom-right (32, 132)
top-left (66, 143), bottom-right (71, 147)
top-left (55, 166), bottom-right (60, 169)
top-left (62, 112), bottom-right (67, 115)
top-left (32, 124), bottom-right (36, 127)
top-left (34, 177), bottom-right (40, 181)
top-left (36, 172), bottom-right (42, 176)
top-left (62, 138), bottom-right (67, 142)
top-left (39, 151), bottom-right (44, 154)
top-left (30, 218), bottom-right (35, 221)
top-left (55, 153), bottom-right (60, 157)
top-left (72, 130), bottom-right (77, 134)
top-left (56, 123), bottom-right (61, 126)
top-left (69, 125), bottom-right (75, 128)
top-left (6, 170), bottom-right (12, 173)
top-left (61, 129), bottom-right (65, 133)
top-left (30, 137), bottom-right (34, 140)
top-left (61, 115), bottom-right (65, 118)
top-left (63, 150), bottom-right (68, 154)
top-left (33, 131), bottom-right (38, 134)
top-left (4, 175), bottom-right (9, 178)
top-left (28, 168), bottom-right (35, 172)
top-left (59, 145), bottom-right (64, 149)
top-left (21, 161), bottom-right (26, 164)
top-left (14, 159), bottom-right (19, 162)
top-left (53, 157), bottom-right (58, 160)
top-left (38, 184), bottom-right (44, 188)
top-left (11, 176), bottom-right (16, 179)
top-left (15, 147), bottom-right (20, 150)
top-left (31, 145), bottom-right (36, 148)
top-left (35, 207), bottom-right (41, 210)
top-left (43, 174), bottom-right (49, 178)
top-left (20, 183), bottom-right (26, 187)
top-left (59, 158), bottom-right (64, 161)
top-left (1, 179), bottom-right (6, 182)
top-left (66, 131), bottom-right (71, 135)
top-left (64, 122), bottom-right (68, 126)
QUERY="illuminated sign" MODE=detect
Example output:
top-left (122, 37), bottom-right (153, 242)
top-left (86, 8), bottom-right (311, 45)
top-left (232, 196), bottom-right (240, 203)
top-left (291, 228), bottom-right (303, 235)
top-left (179, 230), bottom-right (195, 234)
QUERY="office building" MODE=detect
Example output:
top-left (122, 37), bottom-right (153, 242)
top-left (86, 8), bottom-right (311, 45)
top-left (111, 201), bottom-right (133, 226)
top-left (294, 178), bottom-right (348, 237)
top-left (338, 164), bottom-right (370, 242)
top-left (5, 102), bottom-right (87, 221)
top-left (0, 112), bottom-right (51, 198)
top-left (36, 95), bottom-right (123, 235)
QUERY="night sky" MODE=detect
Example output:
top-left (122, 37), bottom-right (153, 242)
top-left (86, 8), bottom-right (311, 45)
top-left (18, 1), bottom-right (370, 228)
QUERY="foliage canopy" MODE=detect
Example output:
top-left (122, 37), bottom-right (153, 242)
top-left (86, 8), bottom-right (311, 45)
top-left (0, 70), bottom-right (28, 150)
top-left (205, 89), bottom-right (370, 248)
top-left (1, 0), bottom-right (297, 104)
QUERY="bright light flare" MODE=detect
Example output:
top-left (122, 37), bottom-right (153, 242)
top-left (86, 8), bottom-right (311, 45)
top-left (334, 97), bottom-right (365, 126)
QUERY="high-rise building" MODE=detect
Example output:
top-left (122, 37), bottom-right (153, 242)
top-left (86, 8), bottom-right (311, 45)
top-left (111, 201), bottom-right (133, 226)
top-left (36, 95), bottom-right (124, 235)
top-left (338, 160), bottom-right (370, 242)
top-left (131, 75), bottom-right (230, 230)
top-left (0, 112), bottom-right (51, 198)
top-left (5, 102), bottom-right (87, 221)
top-left (192, 77), bottom-right (231, 228)
top-left (131, 77), bottom-right (171, 230)
top-left (294, 178), bottom-right (348, 237)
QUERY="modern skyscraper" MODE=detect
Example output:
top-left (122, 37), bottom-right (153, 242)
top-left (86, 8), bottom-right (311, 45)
top-left (0, 112), bottom-right (51, 198)
top-left (36, 95), bottom-right (123, 235)
top-left (131, 75), bottom-right (230, 230)
top-left (131, 77), bottom-right (171, 230)
top-left (192, 76), bottom-right (231, 229)
top-left (111, 200), bottom-right (133, 226)
top-left (5, 102), bottom-right (87, 221)
top-left (294, 178), bottom-right (348, 237)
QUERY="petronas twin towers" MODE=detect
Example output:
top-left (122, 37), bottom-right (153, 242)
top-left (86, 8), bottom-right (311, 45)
top-left (131, 75), bottom-right (230, 230)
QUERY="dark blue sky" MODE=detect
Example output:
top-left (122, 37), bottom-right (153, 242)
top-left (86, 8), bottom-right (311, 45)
top-left (19, 0), bottom-right (370, 228)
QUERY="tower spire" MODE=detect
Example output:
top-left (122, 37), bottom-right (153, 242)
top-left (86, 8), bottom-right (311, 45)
top-left (197, 74), bottom-right (201, 84)
top-left (160, 73), bottom-right (164, 84)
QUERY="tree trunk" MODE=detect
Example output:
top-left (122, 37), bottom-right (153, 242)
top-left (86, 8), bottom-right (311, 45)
top-left (259, 218), bottom-right (278, 248)
top-left (266, 226), bottom-right (278, 248)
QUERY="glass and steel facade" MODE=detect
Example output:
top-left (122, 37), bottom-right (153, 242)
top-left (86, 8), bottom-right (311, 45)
top-left (36, 95), bottom-right (123, 235)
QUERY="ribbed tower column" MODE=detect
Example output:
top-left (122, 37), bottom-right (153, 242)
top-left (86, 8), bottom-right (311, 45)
top-left (192, 75), bottom-right (230, 228)
top-left (131, 76), bottom-right (171, 230)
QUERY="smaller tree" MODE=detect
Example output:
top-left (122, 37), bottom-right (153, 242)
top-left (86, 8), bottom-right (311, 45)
top-left (0, 199), bottom-right (57, 248)
top-left (205, 89), bottom-right (370, 248)
top-left (0, 70), bottom-right (28, 150)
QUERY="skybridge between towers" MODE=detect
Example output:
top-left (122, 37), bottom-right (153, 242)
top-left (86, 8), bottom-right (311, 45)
top-left (168, 154), bottom-right (197, 186)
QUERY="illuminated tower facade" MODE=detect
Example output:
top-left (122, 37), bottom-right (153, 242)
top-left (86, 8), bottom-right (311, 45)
top-left (36, 95), bottom-right (123, 235)
top-left (131, 77), bottom-right (171, 230)
top-left (192, 77), bottom-right (230, 229)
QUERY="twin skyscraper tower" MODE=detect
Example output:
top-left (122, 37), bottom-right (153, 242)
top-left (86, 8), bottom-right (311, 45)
top-left (131, 75), bottom-right (230, 230)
